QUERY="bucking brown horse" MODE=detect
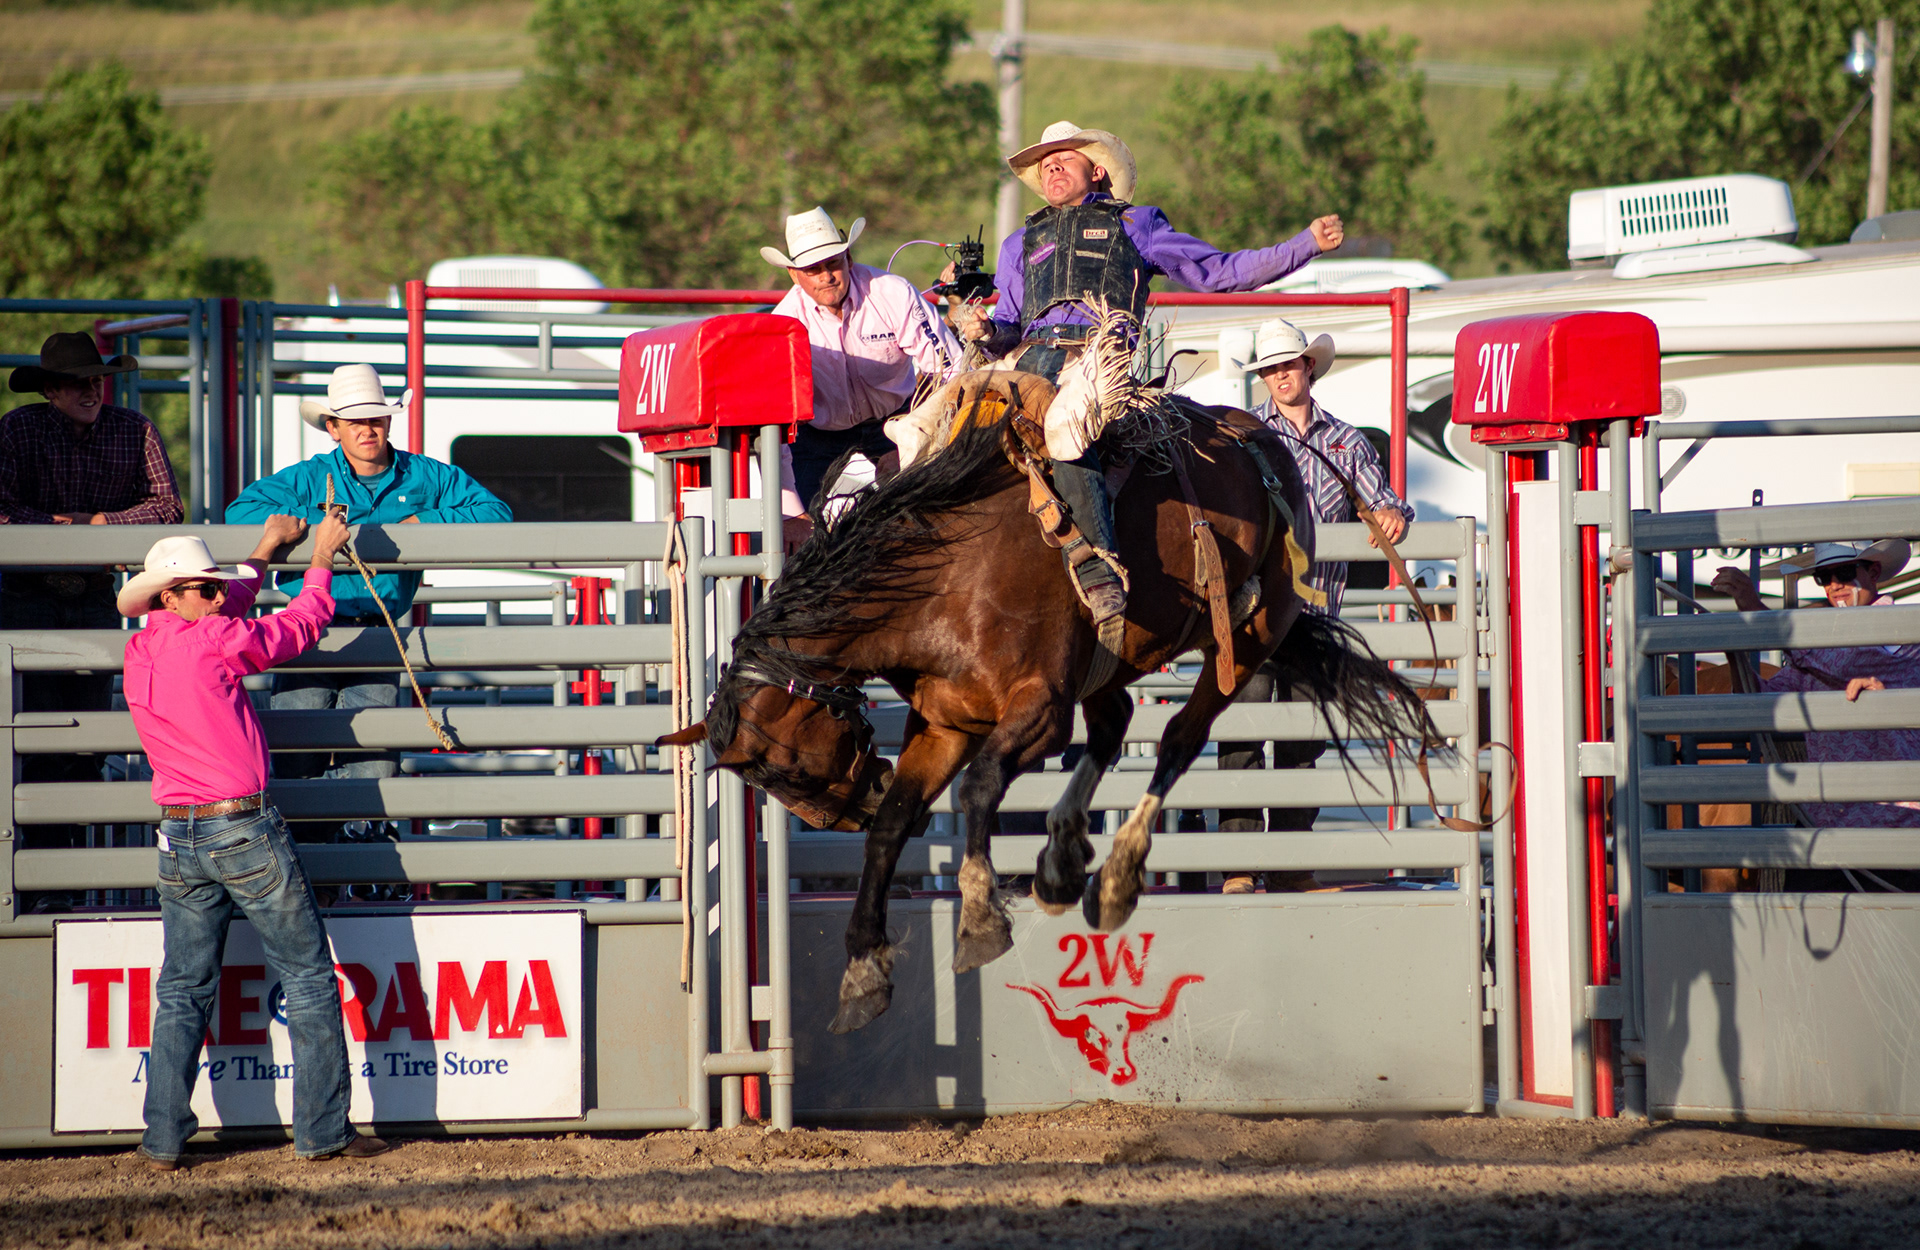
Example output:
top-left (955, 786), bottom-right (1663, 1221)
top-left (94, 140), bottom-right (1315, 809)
top-left (659, 371), bottom-right (1433, 1034)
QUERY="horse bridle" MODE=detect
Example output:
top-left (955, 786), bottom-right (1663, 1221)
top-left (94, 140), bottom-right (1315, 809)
top-left (725, 660), bottom-right (882, 829)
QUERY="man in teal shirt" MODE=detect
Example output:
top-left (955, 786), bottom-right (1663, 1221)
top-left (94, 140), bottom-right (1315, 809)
top-left (225, 364), bottom-right (511, 846)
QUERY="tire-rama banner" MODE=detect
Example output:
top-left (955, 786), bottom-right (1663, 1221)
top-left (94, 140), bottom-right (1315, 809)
top-left (53, 911), bottom-right (583, 1133)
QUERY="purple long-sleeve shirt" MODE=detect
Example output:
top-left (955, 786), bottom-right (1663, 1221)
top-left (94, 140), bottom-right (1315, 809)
top-left (989, 194), bottom-right (1321, 337)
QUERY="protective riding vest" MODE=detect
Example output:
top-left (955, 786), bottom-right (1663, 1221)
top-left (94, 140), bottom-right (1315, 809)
top-left (1019, 200), bottom-right (1152, 336)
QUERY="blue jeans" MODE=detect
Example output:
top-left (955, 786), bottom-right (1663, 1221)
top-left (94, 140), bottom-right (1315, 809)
top-left (143, 804), bottom-right (353, 1160)
top-left (272, 670), bottom-right (399, 843)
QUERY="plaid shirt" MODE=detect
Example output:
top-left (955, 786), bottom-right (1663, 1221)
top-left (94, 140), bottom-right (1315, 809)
top-left (0, 403), bottom-right (183, 525)
top-left (1251, 398), bottom-right (1412, 617)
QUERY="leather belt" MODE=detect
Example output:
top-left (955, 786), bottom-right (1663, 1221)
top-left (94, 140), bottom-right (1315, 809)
top-left (161, 793), bottom-right (265, 821)
top-left (1026, 324), bottom-right (1090, 347)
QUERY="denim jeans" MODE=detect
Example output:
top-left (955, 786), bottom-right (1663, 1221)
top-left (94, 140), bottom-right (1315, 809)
top-left (272, 670), bottom-right (399, 843)
top-left (790, 419), bottom-right (898, 509)
top-left (143, 804), bottom-right (353, 1160)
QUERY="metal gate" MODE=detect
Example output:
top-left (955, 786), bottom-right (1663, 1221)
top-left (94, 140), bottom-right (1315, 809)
top-left (1624, 492), bottom-right (1920, 1127)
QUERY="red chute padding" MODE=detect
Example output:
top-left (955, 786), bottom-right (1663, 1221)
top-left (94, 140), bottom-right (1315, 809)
top-left (618, 313), bottom-right (811, 452)
top-left (1451, 312), bottom-right (1661, 446)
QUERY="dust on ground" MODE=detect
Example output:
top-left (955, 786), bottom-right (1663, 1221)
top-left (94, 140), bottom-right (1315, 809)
top-left (6, 1103), bottom-right (1920, 1248)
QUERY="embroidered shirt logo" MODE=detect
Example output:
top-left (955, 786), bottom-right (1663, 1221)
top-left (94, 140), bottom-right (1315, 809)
top-left (1081, 228), bottom-right (1110, 240)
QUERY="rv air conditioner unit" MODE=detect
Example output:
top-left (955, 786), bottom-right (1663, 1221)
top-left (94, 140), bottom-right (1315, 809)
top-left (1566, 174), bottom-right (1797, 263)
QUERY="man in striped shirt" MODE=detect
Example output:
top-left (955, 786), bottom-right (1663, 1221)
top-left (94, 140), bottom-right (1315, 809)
top-left (1205, 320), bottom-right (1414, 894)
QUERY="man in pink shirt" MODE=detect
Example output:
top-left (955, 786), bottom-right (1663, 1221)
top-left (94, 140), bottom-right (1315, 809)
top-left (764, 207), bottom-right (964, 515)
top-left (119, 512), bottom-right (387, 1168)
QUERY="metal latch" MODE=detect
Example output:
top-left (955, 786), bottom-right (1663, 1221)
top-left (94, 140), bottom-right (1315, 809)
top-left (1584, 984), bottom-right (1624, 1020)
top-left (1577, 741), bottom-right (1616, 778)
top-left (1572, 490), bottom-right (1612, 526)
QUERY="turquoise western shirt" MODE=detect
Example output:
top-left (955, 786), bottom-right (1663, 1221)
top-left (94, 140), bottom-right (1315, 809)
top-left (224, 448), bottom-right (512, 617)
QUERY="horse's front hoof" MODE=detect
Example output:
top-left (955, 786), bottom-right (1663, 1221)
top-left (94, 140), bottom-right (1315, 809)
top-left (953, 913), bottom-right (1014, 975)
top-left (1031, 845), bottom-right (1091, 915)
top-left (829, 947), bottom-right (895, 1034)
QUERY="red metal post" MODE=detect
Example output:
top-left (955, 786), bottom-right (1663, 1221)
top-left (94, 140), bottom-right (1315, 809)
top-left (1577, 432), bottom-right (1616, 1116)
top-left (732, 430), bottom-right (765, 1121)
top-left (404, 280), bottom-right (427, 455)
top-left (1388, 286), bottom-right (1409, 501)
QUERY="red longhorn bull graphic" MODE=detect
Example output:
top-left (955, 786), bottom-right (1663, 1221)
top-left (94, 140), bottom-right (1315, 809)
top-left (1006, 933), bottom-right (1204, 1086)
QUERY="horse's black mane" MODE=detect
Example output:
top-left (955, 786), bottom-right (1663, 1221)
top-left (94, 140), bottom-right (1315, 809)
top-left (707, 414), bottom-right (1019, 750)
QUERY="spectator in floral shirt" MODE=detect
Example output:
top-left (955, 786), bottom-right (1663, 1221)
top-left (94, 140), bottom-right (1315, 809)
top-left (0, 333), bottom-right (184, 908)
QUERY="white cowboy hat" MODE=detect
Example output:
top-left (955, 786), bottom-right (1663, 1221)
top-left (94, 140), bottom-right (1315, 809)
top-left (1777, 539), bottom-right (1911, 581)
top-left (298, 363), bottom-right (412, 431)
top-left (760, 207), bottom-right (866, 270)
top-left (1231, 319), bottom-right (1335, 381)
top-left (1009, 121), bottom-right (1138, 203)
top-left (117, 535), bottom-right (250, 617)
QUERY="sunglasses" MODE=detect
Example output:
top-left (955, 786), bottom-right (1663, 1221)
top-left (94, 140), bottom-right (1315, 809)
top-left (1812, 562), bottom-right (1863, 587)
top-left (172, 580), bottom-right (228, 600)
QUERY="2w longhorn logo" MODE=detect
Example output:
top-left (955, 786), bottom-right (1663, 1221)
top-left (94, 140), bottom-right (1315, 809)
top-left (1006, 933), bottom-right (1204, 1086)
top-left (1472, 341), bottom-right (1521, 415)
top-left (630, 342), bottom-right (677, 417)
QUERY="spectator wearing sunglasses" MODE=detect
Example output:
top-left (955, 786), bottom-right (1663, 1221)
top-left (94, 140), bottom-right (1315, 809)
top-left (119, 514), bottom-right (388, 1167)
top-left (1711, 540), bottom-right (1920, 833)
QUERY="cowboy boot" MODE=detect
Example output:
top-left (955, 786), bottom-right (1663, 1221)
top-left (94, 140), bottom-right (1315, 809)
top-left (1053, 452), bottom-right (1126, 624)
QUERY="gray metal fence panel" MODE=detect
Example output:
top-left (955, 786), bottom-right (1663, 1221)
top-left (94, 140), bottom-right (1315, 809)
top-left (789, 894), bottom-right (1482, 1119)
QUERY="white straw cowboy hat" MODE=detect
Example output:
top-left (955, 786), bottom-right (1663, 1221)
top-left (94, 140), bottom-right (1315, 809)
top-left (298, 363), bottom-right (412, 431)
top-left (760, 207), bottom-right (866, 270)
top-left (118, 535), bottom-right (249, 617)
top-left (1232, 319), bottom-right (1336, 381)
top-left (1777, 539), bottom-right (1911, 581)
top-left (1009, 120), bottom-right (1137, 202)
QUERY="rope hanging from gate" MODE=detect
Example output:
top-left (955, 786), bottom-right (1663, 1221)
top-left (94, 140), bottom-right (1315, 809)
top-left (665, 522), bottom-right (696, 988)
top-left (324, 473), bottom-right (456, 752)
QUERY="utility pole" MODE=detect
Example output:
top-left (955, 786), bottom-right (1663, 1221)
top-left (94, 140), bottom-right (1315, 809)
top-left (1867, 17), bottom-right (1895, 221)
top-left (994, 0), bottom-right (1026, 254)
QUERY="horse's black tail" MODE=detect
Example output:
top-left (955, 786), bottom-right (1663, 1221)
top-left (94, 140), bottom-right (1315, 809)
top-left (1267, 610), bottom-right (1445, 783)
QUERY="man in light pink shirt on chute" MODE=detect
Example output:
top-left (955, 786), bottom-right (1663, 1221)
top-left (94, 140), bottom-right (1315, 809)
top-left (765, 206), bottom-right (964, 546)
top-left (119, 511), bottom-right (388, 1169)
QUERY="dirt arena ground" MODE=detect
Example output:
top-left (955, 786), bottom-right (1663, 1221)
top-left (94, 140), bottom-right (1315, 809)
top-left (6, 1104), bottom-right (1920, 1248)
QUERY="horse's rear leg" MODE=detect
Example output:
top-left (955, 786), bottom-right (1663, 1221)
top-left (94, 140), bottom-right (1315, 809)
top-left (952, 688), bottom-right (1074, 973)
top-left (1086, 632), bottom-right (1287, 931)
top-left (834, 724), bottom-right (977, 1034)
top-left (1033, 687), bottom-right (1132, 914)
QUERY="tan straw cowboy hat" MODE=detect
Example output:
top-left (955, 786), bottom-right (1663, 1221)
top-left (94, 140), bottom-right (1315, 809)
top-left (299, 363), bottom-right (411, 431)
top-left (118, 535), bottom-right (250, 617)
top-left (760, 207), bottom-right (866, 270)
top-left (1009, 120), bottom-right (1137, 202)
top-left (9, 332), bottom-right (137, 393)
top-left (1232, 319), bottom-right (1335, 381)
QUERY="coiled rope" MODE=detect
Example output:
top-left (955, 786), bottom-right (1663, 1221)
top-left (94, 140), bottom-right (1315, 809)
top-left (325, 473), bottom-right (456, 752)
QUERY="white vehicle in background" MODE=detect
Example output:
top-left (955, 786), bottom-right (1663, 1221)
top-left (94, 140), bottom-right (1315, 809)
top-left (1167, 175), bottom-right (1920, 536)
top-left (271, 255), bottom-right (676, 530)
top-left (279, 176), bottom-right (1920, 593)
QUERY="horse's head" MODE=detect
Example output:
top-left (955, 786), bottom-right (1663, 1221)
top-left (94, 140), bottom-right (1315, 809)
top-left (656, 661), bottom-right (893, 832)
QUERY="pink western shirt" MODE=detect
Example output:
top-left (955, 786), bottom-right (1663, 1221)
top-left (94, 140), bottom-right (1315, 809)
top-left (124, 567), bottom-right (335, 807)
top-left (773, 261), bottom-right (963, 432)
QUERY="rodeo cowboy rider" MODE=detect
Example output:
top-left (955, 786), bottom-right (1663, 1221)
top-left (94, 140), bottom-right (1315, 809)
top-left (948, 121), bottom-right (1347, 624)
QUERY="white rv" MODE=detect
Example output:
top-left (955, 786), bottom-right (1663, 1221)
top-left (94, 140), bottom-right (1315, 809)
top-left (1168, 175), bottom-right (1920, 526)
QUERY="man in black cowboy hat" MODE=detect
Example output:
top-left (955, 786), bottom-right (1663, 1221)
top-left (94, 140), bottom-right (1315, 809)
top-left (0, 331), bottom-right (184, 908)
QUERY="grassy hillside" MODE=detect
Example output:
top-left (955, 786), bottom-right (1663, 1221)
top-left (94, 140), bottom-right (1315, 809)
top-left (0, 0), bottom-right (1647, 299)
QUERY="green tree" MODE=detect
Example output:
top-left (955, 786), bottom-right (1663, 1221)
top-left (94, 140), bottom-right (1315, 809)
top-left (1155, 26), bottom-right (1465, 268)
top-left (1482, 0), bottom-right (1920, 271)
top-left (320, 0), bottom-right (995, 291)
top-left (0, 63), bottom-right (214, 298)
